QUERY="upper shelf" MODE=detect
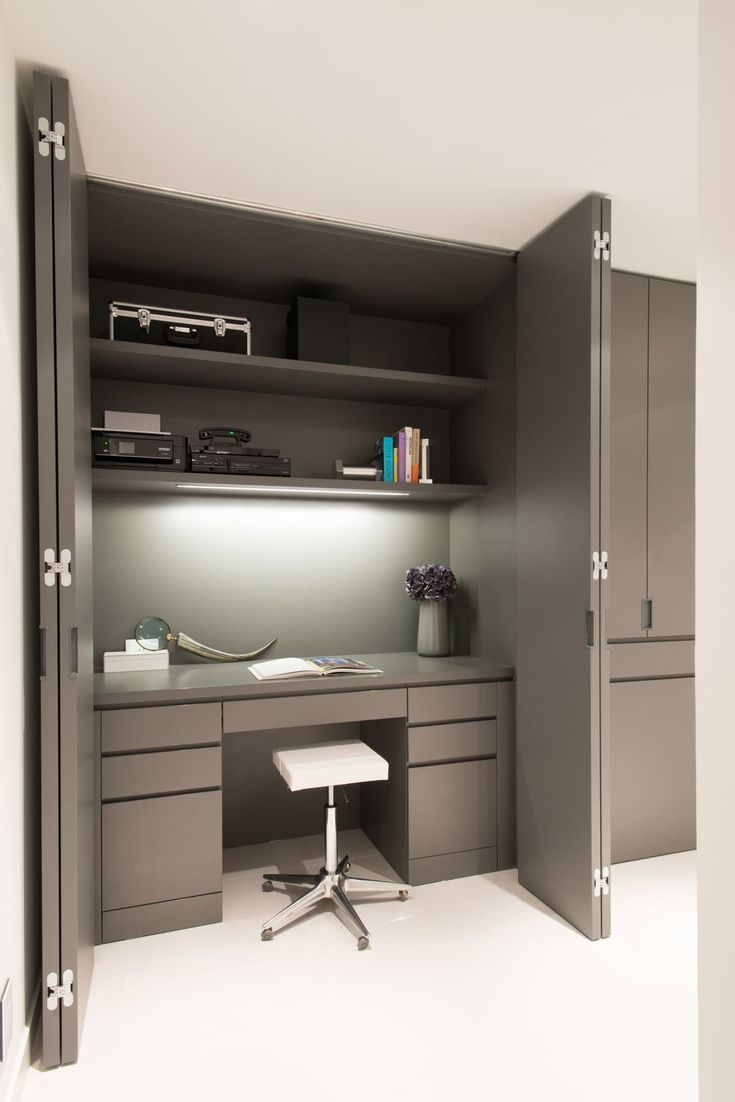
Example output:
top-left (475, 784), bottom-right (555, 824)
top-left (89, 339), bottom-right (487, 408)
top-left (92, 468), bottom-right (488, 503)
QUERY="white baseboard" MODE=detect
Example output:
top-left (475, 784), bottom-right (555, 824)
top-left (1, 982), bottom-right (40, 1102)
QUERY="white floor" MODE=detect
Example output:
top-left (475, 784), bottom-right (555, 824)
top-left (21, 835), bottom-right (697, 1102)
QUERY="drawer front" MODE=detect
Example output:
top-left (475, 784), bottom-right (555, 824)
top-left (609, 640), bottom-right (695, 680)
top-left (408, 758), bottom-right (497, 859)
top-left (100, 702), bottom-right (221, 753)
top-left (409, 847), bottom-right (497, 887)
top-left (408, 682), bottom-right (497, 725)
top-left (102, 893), bottom-right (222, 943)
top-left (223, 687), bottom-right (406, 733)
top-left (408, 719), bottom-right (497, 764)
top-left (102, 790), bottom-right (222, 911)
top-left (101, 747), bottom-right (221, 800)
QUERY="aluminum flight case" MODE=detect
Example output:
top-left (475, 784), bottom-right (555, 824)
top-left (109, 301), bottom-right (251, 354)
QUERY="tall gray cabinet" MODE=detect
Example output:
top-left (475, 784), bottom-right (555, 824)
top-left (609, 272), bottom-right (696, 863)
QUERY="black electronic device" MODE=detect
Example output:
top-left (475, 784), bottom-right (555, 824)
top-left (198, 427), bottom-right (252, 445)
top-left (92, 430), bottom-right (188, 471)
top-left (189, 447), bottom-right (290, 477)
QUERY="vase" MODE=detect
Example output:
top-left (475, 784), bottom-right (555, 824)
top-left (416, 598), bottom-right (451, 657)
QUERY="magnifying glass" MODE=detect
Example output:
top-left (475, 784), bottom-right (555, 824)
top-left (135, 616), bottom-right (277, 662)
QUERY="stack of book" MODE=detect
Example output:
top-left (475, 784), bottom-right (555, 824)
top-left (371, 427), bottom-right (433, 484)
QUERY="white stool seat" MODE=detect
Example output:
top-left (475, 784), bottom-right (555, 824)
top-left (273, 740), bottom-right (389, 792)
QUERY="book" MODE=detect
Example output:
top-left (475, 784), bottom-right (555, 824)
top-left (249, 656), bottom-right (384, 681)
top-left (393, 446), bottom-right (398, 481)
top-left (397, 430), bottom-right (407, 482)
top-left (420, 437), bottom-right (433, 483)
top-left (412, 427), bottom-right (420, 482)
top-left (382, 436), bottom-right (393, 483)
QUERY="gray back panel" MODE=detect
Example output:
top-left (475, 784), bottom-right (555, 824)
top-left (647, 279), bottom-right (696, 637)
top-left (516, 195), bottom-right (608, 941)
top-left (609, 272), bottom-right (648, 640)
top-left (51, 75), bottom-right (95, 1065)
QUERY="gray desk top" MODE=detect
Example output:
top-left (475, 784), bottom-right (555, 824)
top-left (94, 652), bottom-right (514, 709)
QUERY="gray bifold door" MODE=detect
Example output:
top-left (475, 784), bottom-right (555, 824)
top-left (34, 71), bottom-right (94, 1066)
top-left (516, 195), bottom-right (611, 940)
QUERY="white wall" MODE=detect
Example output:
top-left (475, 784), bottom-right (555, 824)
top-left (697, 3), bottom-right (735, 1099)
top-left (0, 14), bottom-right (38, 1101)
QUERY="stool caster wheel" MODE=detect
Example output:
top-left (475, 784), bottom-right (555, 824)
top-left (399, 890), bottom-right (409, 902)
top-left (343, 860), bottom-right (351, 873)
top-left (262, 880), bottom-right (274, 893)
top-left (357, 936), bottom-right (369, 951)
top-left (261, 928), bottom-right (274, 941)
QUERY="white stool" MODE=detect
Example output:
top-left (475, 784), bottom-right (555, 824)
top-left (261, 740), bottom-right (412, 950)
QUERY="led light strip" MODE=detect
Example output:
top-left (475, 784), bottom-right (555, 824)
top-left (176, 483), bottom-right (411, 497)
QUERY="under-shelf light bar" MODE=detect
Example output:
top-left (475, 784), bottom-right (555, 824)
top-left (175, 483), bottom-right (411, 497)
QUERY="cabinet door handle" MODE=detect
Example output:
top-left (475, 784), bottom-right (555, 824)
top-left (585, 610), bottom-right (595, 648)
top-left (70, 626), bottom-right (79, 678)
top-left (641, 599), bottom-right (653, 631)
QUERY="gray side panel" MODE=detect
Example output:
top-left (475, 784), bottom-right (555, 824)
top-left (360, 718), bottom-right (409, 883)
top-left (409, 847), bottom-right (497, 887)
top-left (408, 759), bottom-right (497, 859)
top-left (516, 195), bottom-right (607, 940)
top-left (103, 893), bottom-right (222, 943)
top-left (647, 279), bottom-right (696, 637)
top-left (33, 71), bottom-right (62, 1070)
top-left (102, 790), bottom-right (223, 911)
top-left (611, 677), bottom-right (696, 862)
top-left (51, 76), bottom-right (94, 1065)
top-left (608, 272), bottom-right (648, 640)
top-left (496, 680), bottom-right (516, 870)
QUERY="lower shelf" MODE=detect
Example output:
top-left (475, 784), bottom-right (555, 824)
top-left (92, 468), bottom-right (488, 502)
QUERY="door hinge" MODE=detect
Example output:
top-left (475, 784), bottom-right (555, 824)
top-left (593, 867), bottom-right (610, 898)
top-left (43, 548), bottom-right (72, 587)
top-left (38, 118), bottom-right (66, 160)
top-left (592, 550), bottom-right (608, 581)
top-left (46, 970), bottom-right (74, 1011)
top-left (593, 230), bottom-right (610, 261)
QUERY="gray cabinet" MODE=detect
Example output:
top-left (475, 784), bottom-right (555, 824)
top-left (409, 759), bottom-right (497, 858)
top-left (98, 703), bottom-right (223, 942)
top-left (609, 273), bottom-right (695, 641)
top-left (611, 676), bottom-right (696, 862)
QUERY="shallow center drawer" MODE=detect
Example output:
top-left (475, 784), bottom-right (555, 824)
top-left (408, 681), bottom-right (498, 725)
top-left (223, 687), bottom-right (406, 733)
top-left (101, 747), bottom-right (222, 800)
top-left (408, 719), bottom-right (497, 764)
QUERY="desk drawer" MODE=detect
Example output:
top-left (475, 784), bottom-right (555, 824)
top-left (408, 720), bottom-right (497, 764)
top-left (408, 682), bottom-right (497, 725)
top-left (102, 790), bottom-right (222, 911)
top-left (101, 747), bottom-right (221, 800)
top-left (100, 702), bottom-right (221, 753)
top-left (409, 758), bottom-right (497, 859)
top-left (223, 688), bottom-right (406, 733)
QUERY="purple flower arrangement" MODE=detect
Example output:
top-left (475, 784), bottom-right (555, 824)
top-left (405, 563), bottom-right (457, 602)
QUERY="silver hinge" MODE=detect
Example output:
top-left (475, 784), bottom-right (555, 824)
top-left (593, 230), bottom-right (610, 261)
top-left (43, 548), bottom-right (72, 588)
top-left (213, 317), bottom-right (226, 337)
top-left (38, 118), bottom-right (66, 160)
top-left (137, 308), bottom-right (151, 331)
top-left (46, 970), bottom-right (74, 1011)
top-left (593, 867), bottom-right (610, 898)
top-left (592, 550), bottom-right (608, 581)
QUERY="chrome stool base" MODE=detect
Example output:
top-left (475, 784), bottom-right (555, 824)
top-left (261, 791), bottom-right (410, 950)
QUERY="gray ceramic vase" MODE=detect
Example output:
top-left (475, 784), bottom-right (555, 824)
top-left (417, 598), bottom-right (451, 657)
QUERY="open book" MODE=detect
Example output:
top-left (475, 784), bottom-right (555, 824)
top-left (249, 656), bottom-right (383, 681)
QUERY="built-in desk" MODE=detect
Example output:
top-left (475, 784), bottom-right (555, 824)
top-left (93, 654), bottom-right (515, 943)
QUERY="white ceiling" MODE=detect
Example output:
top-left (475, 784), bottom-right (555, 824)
top-left (1, 0), bottom-right (697, 279)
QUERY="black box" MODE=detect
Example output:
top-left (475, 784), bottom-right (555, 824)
top-left (109, 302), bottom-right (251, 355)
top-left (286, 297), bottom-right (349, 364)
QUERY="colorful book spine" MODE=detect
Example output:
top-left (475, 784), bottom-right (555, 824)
top-left (393, 447), bottom-right (398, 481)
top-left (382, 436), bottom-right (393, 483)
top-left (404, 426), bottom-right (413, 482)
top-left (411, 427), bottom-right (420, 482)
